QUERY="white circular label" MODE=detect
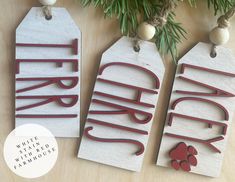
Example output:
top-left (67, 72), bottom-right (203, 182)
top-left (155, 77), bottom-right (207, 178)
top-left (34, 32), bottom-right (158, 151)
top-left (3, 124), bottom-right (58, 179)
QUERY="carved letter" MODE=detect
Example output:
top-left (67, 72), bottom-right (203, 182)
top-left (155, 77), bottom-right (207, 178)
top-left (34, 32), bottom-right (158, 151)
top-left (16, 95), bottom-right (78, 111)
top-left (16, 77), bottom-right (78, 93)
top-left (16, 59), bottom-right (78, 74)
top-left (84, 126), bottom-right (145, 156)
top-left (90, 99), bottom-right (153, 124)
top-left (16, 39), bottom-right (78, 55)
top-left (171, 97), bottom-right (229, 121)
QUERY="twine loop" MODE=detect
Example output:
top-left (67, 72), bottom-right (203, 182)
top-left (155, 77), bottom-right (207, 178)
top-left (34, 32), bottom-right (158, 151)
top-left (43, 6), bottom-right (52, 20)
top-left (133, 0), bottom-right (177, 52)
top-left (149, 0), bottom-right (177, 27)
top-left (210, 44), bottom-right (217, 58)
top-left (149, 16), bottom-right (167, 27)
top-left (217, 6), bottom-right (235, 28)
top-left (133, 37), bottom-right (140, 52)
top-left (210, 6), bottom-right (235, 57)
top-left (217, 15), bottom-right (230, 28)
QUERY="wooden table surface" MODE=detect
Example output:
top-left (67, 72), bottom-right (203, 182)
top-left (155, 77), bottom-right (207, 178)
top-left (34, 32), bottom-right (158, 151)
top-left (0, 0), bottom-right (235, 181)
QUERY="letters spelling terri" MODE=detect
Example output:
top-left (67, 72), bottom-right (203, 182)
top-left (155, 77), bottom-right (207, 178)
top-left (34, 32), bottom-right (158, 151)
top-left (15, 39), bottom-right (79, 118)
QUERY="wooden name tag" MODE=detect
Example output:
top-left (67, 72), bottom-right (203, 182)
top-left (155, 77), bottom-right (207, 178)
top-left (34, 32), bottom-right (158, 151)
top-left (78, 36), bottom-right (165, 171)
top-left (157, 42), bottom-right (235, 177)
top-left (15, 8), bottom-right (81, 137)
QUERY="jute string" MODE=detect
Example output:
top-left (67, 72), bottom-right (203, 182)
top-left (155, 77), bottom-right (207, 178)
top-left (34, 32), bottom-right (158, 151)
top-left (43, 6), bottom-right (52, 20)
top-left (211, 6), bottom-right (235, 57)
top-left (134, 0), bottom-right (178, 52)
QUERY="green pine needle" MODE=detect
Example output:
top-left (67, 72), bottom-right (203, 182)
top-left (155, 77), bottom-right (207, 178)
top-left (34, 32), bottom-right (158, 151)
top-left (207, 0), bottom-right (234, 15)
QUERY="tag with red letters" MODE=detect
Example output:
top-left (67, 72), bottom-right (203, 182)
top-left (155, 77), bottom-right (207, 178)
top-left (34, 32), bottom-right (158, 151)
top-left (15, 7), bottom-right (81, 137)
top-left (78, 36), bottom-right (165, 171)
top-left (157, 42), bottom-right (235, 177)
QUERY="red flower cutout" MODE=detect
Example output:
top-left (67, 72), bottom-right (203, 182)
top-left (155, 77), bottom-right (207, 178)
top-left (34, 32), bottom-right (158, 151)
top-left (169, 142), bottom-right (198, 172)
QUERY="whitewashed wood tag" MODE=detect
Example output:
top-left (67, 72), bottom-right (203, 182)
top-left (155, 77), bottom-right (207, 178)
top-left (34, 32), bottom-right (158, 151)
top-left (15, 7), bottom-right (81, 137)
top-left (157, 42), bottom-right (235, 177)
top-left (78, 36), bottom-right (165, 171)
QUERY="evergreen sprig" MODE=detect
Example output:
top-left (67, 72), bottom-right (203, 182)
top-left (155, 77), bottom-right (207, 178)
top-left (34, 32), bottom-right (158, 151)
top-left (80, 0), bottom-right (235, 62)
top-left (207, 0), bottom-right (234, 15)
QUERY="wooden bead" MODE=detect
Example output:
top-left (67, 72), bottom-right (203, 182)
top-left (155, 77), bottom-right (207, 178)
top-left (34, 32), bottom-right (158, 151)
top-left (209, 27), bottom-right (230, 45)
top-left (39, 0), bottom-right (57, 6)
top-left (137, 22), bottom-right (156, 41)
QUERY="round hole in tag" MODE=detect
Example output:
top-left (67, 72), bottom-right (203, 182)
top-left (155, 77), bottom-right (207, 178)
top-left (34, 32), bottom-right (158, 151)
top-left (43, 6), bottom-right (52, 20)
top-left (3, 124), bottom-right (58, 179)
top-left (210, 45), bottom-right (217, 58)
top-left (45, 14), bottom-right (52, 20)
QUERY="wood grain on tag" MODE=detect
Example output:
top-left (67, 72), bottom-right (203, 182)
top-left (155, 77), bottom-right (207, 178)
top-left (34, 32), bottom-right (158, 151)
top-left (157, 42), bottom-right (235, 177)
top-left (15, 7), bottom-right (81, 137)
top-left (78, 36), bottom-right (165, 171)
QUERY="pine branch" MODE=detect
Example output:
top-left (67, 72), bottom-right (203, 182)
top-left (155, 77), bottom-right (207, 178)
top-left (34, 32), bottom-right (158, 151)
top-left (207, 0), bottom-right (234, 15)
top-left (187, 0), bottom-right (197, 7)
top-left (146, 1), bottom-right (186, 63)
top-left (81, 0), bottom-right (145, 35)
top-left (80, 0), bottom-right (235, 63)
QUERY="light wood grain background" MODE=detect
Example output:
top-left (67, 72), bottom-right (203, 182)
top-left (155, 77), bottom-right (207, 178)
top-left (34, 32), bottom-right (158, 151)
top-left (0, 0), bottom-right (235, 181)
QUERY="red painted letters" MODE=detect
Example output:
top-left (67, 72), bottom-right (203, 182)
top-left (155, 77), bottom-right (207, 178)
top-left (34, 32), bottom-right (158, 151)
top-left (16, 39), bottom-right (79, 119)
top-left (166, 63), bottom-right (235, 153)
top-left (84, 62), bottom-right (160, 155)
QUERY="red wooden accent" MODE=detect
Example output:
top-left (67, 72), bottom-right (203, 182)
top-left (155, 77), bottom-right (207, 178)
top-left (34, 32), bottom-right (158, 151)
top-left (90, 99), bottom-right (153, 124)
top-left (181, 63), bottom-right (235, 77)
top-left (180, 161), bottom-right (191, 172)
top-left (188, 155), bottom-right (197, 166)
top-left (16, 77), bottom-right (78, 93)
top-left (171, 160), bottom-right (180, 170)
top-left (97, 78), bottom-right (158, 94)
top-left (84, 126), bottom-right (145, 156)
top-left (165, 133), bottom-right (224, 153)
top-left (171, 97), bottom-right (229, 121)
top-left (169, 142), bottom-right (188, 161)
top-left (87, 118), bottom-right (148, 135)
top-left (94, 91), bottom-right (155, 108)
top-left (16, 39), bottom-right (79, 55)
top-left (16, 59), bottom-right (78, 74)
top-left (168, 112), bottom-right (228, 135)
top-left (98, 62), bottom-right (160, 89)
top-left (176, 76), bottom-right (235, 97)
top-left (169, 142), bottom-right (198, 171)
top-left (16, 95), bottom-right (78, 111)
top-left (188, 146), bottom-right (198, 155)
top-left (15, 114), bottom-right (77, 118)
